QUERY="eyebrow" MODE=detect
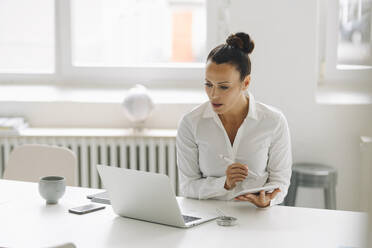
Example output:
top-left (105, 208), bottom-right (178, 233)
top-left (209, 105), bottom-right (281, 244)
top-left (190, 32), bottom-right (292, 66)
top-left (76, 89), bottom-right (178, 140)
top-left (205, 79), bottom-right (232, 84)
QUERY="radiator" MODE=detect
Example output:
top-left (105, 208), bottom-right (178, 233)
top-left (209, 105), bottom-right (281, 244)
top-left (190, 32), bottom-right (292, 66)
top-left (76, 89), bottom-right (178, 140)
top-left (0, 128), bottom-right (179, 195)
top-left (360, 136), bottom-right (372, 212)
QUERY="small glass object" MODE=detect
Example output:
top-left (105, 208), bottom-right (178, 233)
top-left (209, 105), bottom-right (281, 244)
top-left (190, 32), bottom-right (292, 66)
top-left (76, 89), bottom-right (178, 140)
top-left (216, 216), bottom-right (237, 226)
top-left (216, 208), bottom-right (237, 226)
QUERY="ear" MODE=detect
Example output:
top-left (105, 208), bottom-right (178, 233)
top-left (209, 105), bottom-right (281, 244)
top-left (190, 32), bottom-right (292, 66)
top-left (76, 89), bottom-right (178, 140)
top-left (242, 75), bottom-right (250, 90)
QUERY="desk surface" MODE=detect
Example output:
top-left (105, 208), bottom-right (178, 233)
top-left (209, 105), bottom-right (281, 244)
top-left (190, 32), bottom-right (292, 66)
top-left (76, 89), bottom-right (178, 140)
top-left (0, 179), bottom-right (368, 248)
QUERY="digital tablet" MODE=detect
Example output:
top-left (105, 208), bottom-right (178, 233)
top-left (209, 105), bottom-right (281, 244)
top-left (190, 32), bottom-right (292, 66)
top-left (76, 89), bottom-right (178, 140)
top-left (86, 191), bottom-right (110, 205)
top-left (233, 185), bottom-right (279, 198)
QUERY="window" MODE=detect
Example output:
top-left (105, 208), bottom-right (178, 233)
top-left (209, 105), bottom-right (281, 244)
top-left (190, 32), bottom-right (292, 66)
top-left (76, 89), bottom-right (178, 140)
top-left (0, 0), bottom-right (54, 73)
top-left (338, 0), bottom-right (372, 67)
top-left (72, 0), bottom-right (206, 66)
top-left (318, 0), bottom-right (372, 85)
top-left (0, 0), bottom-right (229, 85)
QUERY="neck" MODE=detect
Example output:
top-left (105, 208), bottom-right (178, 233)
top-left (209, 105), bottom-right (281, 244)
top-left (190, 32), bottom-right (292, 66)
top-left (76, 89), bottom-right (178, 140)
top-left (219, 94), bottom-right (249, 124)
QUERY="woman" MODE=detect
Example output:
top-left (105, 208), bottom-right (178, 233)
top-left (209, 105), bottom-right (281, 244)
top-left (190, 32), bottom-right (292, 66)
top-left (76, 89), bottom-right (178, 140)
top-left (176, 32), bottom-right (292, 208)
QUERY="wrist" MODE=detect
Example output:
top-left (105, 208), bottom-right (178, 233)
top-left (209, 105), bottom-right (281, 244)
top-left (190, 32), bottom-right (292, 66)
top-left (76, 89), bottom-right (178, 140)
top-left (260, 201), bottom-right (271, 208)
top-left (224, 182), bottom-right (231, 190)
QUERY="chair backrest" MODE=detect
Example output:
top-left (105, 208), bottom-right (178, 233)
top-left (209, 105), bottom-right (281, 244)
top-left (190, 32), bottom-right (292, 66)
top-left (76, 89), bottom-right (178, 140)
top-left (3, 144), bottom-right (77, 186)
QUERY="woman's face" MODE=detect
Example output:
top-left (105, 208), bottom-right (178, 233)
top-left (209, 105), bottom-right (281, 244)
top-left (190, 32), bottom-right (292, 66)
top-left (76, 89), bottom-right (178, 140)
top-left (205, 61), bottom-right (249, 115)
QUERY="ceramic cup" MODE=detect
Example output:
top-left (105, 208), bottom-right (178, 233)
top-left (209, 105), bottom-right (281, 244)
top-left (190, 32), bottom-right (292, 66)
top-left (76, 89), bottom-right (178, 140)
top-left (38, 176), bottom-right (66, 204)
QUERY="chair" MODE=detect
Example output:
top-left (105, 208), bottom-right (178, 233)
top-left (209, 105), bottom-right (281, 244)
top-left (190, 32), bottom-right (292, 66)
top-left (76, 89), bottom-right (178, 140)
top-left (3, 144), bottom-right (77, 186)
top-left (284, 162), bottom-right (337, 209)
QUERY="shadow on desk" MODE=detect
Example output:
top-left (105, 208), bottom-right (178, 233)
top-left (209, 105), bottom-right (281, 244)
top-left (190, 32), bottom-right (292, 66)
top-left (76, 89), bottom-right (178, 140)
top-left (106, 216), bottom-right (187, 246)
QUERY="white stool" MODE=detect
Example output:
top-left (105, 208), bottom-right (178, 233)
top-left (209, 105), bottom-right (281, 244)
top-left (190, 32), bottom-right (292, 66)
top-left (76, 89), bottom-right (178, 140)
top-left (285, 163), bottom-right (337, 209)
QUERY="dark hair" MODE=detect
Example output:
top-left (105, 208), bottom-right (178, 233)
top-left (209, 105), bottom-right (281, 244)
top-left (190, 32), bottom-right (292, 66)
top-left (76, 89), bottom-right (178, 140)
top-left (207, 32), bottom-right (255, 81)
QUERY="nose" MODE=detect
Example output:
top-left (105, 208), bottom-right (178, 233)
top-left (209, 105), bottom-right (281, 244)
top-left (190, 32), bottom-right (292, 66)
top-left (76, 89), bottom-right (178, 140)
top-left (210, 86), bottom-right (218, 99)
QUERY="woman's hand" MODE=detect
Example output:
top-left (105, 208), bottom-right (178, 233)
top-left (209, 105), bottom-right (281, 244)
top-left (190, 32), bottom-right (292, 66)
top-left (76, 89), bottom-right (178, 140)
top-left (224, 163), bottom-right (248, 190)
top-left (234, 188), bottom-right (281, 208)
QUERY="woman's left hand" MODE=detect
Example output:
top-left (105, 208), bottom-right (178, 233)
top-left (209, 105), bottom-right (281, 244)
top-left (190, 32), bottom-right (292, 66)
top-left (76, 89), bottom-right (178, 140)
top-left (234, 188), bottom-right (281, 208)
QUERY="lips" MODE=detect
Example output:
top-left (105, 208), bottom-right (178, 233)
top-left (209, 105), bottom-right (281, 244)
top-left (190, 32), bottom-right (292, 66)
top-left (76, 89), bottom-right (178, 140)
top-left (212, 103), bottom-right (223, 108)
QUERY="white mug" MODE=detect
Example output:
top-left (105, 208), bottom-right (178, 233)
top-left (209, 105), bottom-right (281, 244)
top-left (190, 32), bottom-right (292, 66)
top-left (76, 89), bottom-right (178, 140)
top-left (38, 176), bottom-right (66, 204)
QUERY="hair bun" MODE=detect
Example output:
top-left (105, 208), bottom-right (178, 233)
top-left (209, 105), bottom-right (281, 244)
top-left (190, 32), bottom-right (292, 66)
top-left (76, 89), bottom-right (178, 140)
top-left (226, 32), bottom-right (255, 54)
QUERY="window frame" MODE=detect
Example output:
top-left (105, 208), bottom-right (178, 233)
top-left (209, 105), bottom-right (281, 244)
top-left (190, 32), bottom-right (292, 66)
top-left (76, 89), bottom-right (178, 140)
top-left (318, 0), bottom-right (372, 86)
top-left (0, 0), bottom-right (226, 86)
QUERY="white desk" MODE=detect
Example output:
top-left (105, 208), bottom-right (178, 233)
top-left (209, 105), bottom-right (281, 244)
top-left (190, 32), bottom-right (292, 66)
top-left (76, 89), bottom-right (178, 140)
top-left (0, 179), bottom-right (368, 248)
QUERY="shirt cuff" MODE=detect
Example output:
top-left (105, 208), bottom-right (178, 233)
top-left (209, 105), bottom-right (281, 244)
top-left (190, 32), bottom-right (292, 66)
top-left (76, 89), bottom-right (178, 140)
top-left (218, 176), bottom-right (229, 193)
top-left (269, 197), bottom-right (277, 207)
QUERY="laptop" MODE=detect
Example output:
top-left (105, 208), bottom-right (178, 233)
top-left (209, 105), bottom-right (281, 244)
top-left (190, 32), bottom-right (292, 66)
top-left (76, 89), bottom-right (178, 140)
top-left (96, 164), bottom-right (217, 228)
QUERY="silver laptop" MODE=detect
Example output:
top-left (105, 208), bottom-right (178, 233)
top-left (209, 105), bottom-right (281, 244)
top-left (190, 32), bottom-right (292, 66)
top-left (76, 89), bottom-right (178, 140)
top-left (96, 164), bottom-right (217, 228)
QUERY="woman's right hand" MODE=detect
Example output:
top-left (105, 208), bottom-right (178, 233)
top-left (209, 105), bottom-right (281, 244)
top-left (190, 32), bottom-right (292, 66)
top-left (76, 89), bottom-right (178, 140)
top-left (224, 163), bottom-right (248, 190)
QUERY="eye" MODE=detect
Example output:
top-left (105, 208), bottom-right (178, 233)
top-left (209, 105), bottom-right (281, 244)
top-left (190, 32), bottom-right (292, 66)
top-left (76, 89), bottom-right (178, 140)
top-left (204, 82), bottom-right (213, 88)
top-left (219, 85), bottom-right (229, 90)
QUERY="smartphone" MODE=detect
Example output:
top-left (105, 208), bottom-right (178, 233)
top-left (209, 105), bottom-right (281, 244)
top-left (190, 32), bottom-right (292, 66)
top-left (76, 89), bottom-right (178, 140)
top-left (68, 203), bottom-right (106, 215)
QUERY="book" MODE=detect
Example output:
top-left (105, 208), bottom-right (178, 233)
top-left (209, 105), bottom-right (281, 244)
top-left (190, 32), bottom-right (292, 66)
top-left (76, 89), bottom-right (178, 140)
top-left (0, 117), bottom-right (28, 136)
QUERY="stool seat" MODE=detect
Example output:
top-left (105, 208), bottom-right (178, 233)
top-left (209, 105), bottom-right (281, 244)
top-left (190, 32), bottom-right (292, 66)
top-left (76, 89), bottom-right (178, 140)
top-left (285, 162), bottom-right (338, 209)
top-left (292, 163), bottom-right (337, 176)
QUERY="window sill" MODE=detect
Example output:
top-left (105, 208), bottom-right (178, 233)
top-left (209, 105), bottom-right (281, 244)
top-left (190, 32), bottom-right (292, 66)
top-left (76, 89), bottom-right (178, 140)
top-left (0, 84), bottom-right (207, 105)
top-left (315, 82), bottom-right (372, 105)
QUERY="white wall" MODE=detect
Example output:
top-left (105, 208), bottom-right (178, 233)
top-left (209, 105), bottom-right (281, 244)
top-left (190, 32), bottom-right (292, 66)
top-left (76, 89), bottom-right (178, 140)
top-left (0, 0), bottom-right (371, 211)
top-left (229, 0), bottom-right (372, 210)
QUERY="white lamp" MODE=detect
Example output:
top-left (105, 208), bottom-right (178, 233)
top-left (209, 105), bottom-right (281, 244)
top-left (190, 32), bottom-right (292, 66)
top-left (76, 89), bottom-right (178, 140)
top-left (122, 85), bottom-right (154, 128)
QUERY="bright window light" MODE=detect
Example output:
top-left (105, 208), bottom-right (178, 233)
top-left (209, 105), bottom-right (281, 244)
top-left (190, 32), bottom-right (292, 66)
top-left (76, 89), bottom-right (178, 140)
top-left (338, 0), bottom-right (372, 67)
top-left (71, 0), bottom-right (206, 66)
top-left (0, 0), bottom-right (54, 73)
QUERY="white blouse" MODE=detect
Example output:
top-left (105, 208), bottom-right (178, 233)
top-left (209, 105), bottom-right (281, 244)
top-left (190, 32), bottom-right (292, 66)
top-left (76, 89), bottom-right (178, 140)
top-left (176, 92), bottom-right (292, 206)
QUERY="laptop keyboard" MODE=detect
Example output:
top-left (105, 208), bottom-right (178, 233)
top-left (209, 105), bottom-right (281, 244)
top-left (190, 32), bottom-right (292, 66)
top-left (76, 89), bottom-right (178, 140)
top-left (182, 215), bottom-right (201, 223)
